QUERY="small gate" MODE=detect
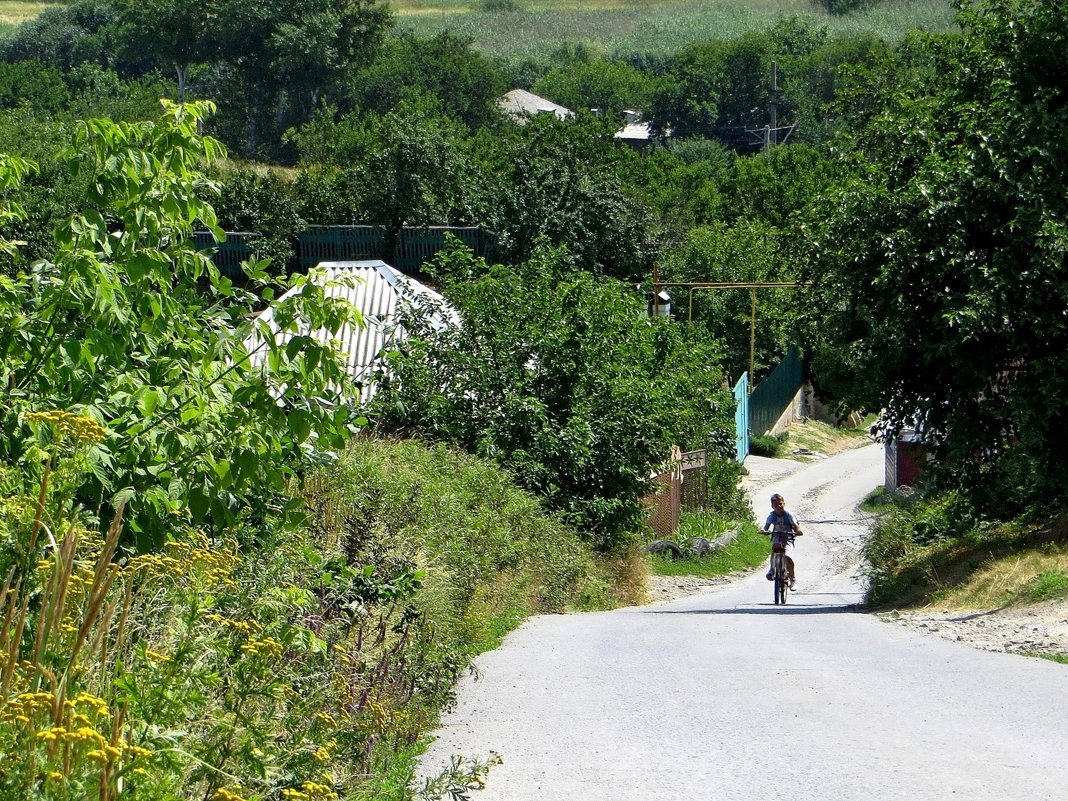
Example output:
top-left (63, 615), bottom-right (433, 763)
top-left (733, 372), bottom-right (749, 462)
top-left (679, 449), bottom-right (708, 511)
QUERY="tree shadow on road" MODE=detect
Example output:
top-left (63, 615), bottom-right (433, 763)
top-left (647, 599), bottom-right (866, 616)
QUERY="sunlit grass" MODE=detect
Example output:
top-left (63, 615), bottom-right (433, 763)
top-left (785, 417), bottom-right (874, 460)
top-left (929, 547), bottom-right (1068, 610)
top-left (649, 515), bottom-right (766, 578)
top-left (0, 1), bottom-right (53, 26)
top-left (1032, 651), bottom-right (1068, 665)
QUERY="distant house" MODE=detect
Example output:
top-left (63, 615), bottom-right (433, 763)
top-left (248, 260), bottom-right (456, 405)
top-left (614, 110), bottom-right (670, 149)
top-left (498, 89), bottom-right (574, 123)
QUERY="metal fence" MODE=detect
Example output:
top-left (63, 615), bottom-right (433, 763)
top-left (193, 225), bottom-right (498, 276)
top-left (393, 227), bottom-right (495, 272)
top-left (191, 231), bottom-right (259, 278)
top-left (297, 225), bottom-right (498, 271)
top-left (297, 225), bottom-right (387, 268)
top-left (749, 347), bottom-right (802, 437)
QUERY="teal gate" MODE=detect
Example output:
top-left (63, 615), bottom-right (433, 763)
top-left (733, 372), bottom-right (749, 463)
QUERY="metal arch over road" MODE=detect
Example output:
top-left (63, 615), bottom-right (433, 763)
top-left (419, 445), bottom-right (1068, 801)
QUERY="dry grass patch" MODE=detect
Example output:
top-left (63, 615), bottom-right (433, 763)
top-left (931, 546), bottom-right (1068, 610)
top-left (782, 417), bottom-right (874, 459)
top-left (0, 1), bottom-right (53, 26)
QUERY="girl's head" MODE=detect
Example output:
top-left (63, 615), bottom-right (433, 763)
top-left (770, 493), bottom-right (785, 510)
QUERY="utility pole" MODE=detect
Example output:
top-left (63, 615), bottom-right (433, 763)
top-left (768, 61), bottom-right (779, 152)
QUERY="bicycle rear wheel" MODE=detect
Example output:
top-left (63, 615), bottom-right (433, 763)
top-left (772, 553), bottom-right (785, 605)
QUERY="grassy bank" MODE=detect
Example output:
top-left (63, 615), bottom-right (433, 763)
top-left (863, 491), bottom-right (1068, 611)
top-left (647, 512), bottom-right (767, 579)
top-left (0, 434), bottom-right (636, 800)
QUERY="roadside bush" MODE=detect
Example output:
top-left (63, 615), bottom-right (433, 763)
top-left (303, 438), bottom-right (612, 640)
top-left (863, 490), bottom-right (1003, 607)
top-left (750, 432), bottom-right (788, 458)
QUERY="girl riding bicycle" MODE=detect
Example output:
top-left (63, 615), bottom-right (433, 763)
top-left (763, 493), bottom-right (803, 589)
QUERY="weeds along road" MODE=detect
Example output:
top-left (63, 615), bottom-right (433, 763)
top-left (418, 444), bottom-right (1068, 801)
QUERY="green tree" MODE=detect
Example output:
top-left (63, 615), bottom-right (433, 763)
top-left (784, 32), bottom-right (890, 144)
top-left (662, 220), bottom-right (794, 383)
top-left (347, 31), bottom-right (505, 129)
top-left (0, 101), bottom-right (362, 542)
top-left (650, 39), bottom-right (726, 138)
top-left (480, 113), bottom-right (656, 279)
top-left (722, 143), bottom-right (837, 228)
top-left (369, 243), bottom-right (735, 546)
top-left (201, 0), bottom-right (392, 158)
top-left (533, 59), bottom-right (654, 118)
top-left (114, 0), bottom-right (221, 101)
top-left (0, 1), bottom-right (121, 72)
top-left (796, 0), bottom-right (1068, 516)
top-left (0, 61), bottom-right (71, 114)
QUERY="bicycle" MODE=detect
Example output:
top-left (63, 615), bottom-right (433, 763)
top-left (769, 534), bottom-right (795, 605)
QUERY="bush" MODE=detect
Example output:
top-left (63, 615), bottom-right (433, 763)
top-left (750, 432), bottom-right (788, 458)
top-left (478, 0), bottom-right (523, 11)
top-left (824, 0), bottom-right (871, 14)
top-left (0, 425), bottom-right (619, 799)
top-left (213, 166), bottom-right (305, 273)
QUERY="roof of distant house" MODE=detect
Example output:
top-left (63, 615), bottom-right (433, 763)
top-left (614, 110), bottom-right (669, 142)
top-left (249, 260), bottom-right (456, 405)
top-left (498, 89), bottom-right (574, 122)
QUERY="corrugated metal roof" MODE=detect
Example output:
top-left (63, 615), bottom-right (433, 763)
top-left (248, 260), bottom-right (455, 405)
top-left (498, 89), bottom-right (574, 122)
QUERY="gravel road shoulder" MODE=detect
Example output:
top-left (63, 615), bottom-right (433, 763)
top-left (880, 600), bottom-right (1068, 657)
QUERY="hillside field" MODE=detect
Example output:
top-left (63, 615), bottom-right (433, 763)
top-left (2, 1), bottom-right (958, 58)
top-left (0, 0), bottom-right (49, 29)
top-left (392, 0), bottom-right (958, 60)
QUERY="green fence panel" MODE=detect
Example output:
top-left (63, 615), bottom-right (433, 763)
top-left (192, 231), bottom-right (257, 278)
top-left (395, 226), bottom-right (489, 272)
top-left (749, 347), bottom-right (802, 437)
top-left (298, 225), bottom-right (387, 268)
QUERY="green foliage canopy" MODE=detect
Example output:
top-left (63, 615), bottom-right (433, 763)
top-left (369, 243), bottom-right (735, 546)
top-left (0, 101), bottom-right (363, 542)
top-left (797, 0), bottom-right (1068, 516)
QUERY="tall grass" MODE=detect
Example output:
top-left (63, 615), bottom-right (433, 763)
top-left (394, 0), bottom-right (958, 62)
top-left (1, 420), bottom-right (625, 800)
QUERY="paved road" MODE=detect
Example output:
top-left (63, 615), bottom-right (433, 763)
top-left (419, 445), bottom-right (1068, 800)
